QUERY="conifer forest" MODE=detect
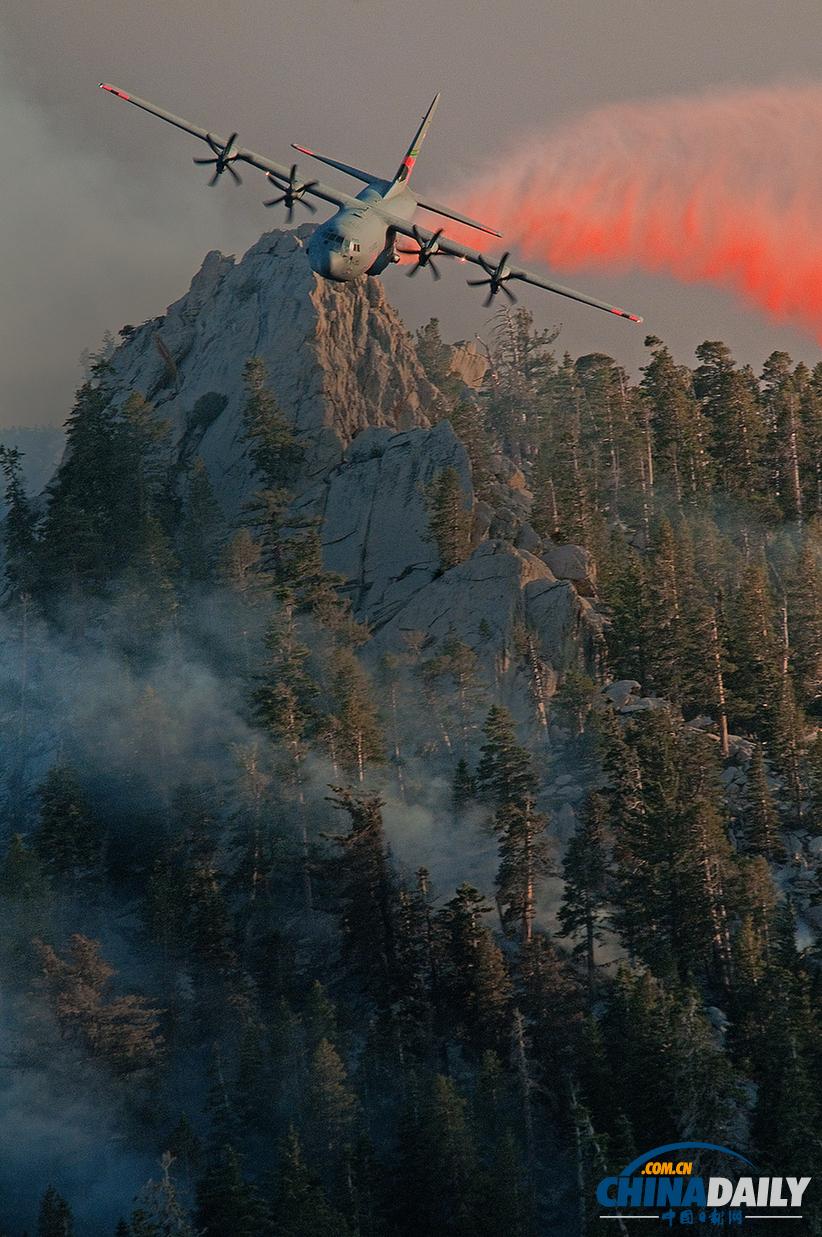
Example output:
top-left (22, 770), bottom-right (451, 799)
top-left (3, 291), bottom-right (822, 1235)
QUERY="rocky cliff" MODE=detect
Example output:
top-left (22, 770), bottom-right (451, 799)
top-left (106, 225), bottom-right (602, 720)
top-left (108, 224), bottom-right (439, 512)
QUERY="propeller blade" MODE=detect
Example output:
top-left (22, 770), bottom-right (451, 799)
top-left (263, 166), bottom-right (318, 216)
top-left (468, 253), bottom-right (515, 303)
top-left (193, 133), bottom-right (241, 184)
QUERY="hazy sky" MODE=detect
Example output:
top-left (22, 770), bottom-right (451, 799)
top-left (4, 0), bottom-right (822, 429)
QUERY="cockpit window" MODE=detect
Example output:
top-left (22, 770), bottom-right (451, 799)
top-left (322, 233), bottom-right (360, 253)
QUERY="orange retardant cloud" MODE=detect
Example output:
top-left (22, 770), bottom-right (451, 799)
top-left (444, 83), bottom-right (822, 338)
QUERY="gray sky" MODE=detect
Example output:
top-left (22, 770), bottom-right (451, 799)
top-left (4, 0), bottom-right (822, 429)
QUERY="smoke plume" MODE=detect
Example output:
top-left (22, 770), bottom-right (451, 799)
top-left (451, 82), bottom-right (822, 338)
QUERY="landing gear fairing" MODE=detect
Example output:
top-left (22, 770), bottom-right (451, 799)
top-left (99, 84), bottom-right (643, 323)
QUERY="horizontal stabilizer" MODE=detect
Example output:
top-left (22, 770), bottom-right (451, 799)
top-left (414, 195), bottom-right (502, 238)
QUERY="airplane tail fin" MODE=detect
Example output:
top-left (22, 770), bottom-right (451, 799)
top-left (391, 94), bottom-right (440, 188)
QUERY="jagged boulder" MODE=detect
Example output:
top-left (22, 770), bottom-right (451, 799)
top-left (106, 225), bottom-right (440, 515)
top-left (542, 543), bottom-right (598, 597)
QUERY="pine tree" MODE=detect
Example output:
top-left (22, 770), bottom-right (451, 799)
top-left (116, 513), bottom-right (180, 653)
top-left (575, 351), bottom-right (645, 531)
top-left (301, 1038), bottom-right (359, 1177)
top-left (323, 788), bottom-right (396, 1006)
top-left (127, 1153), bottom-right (200, 1237)
top-left (605, 711), bottom-right (735, 985)
top-left (786, 528), bottom-right (822, 712)
top-left (376, 651), bottom-right (409, 797)
top-left (195, 1147), bottom-right (270, 1237)
top-left (640, 335), bottom-right (710, 507)
top-left (741, 744), bottom-right (784, 859)
top-left (452, 758), bottom-right (476, 813)
top-left (178, 457), bottom-right (226, 585)
top-left (800, 361), bottom-right (822, 520)
top-left (0, 445), bottom-right (38, 592)
top-left (35, 934), bottom-right (163, 1071)
top-left (476, 705), bottom-right (534, 809)
top-left (558, 793), bottom-right (612, 988)
top-left (391, 1073), bottom-right (480, 1237)
top-left (725, 563), bottom-right (783, 738)
top-left (693, 340), bottom-right (765, 508)
top-left (599, 525), bottom-right (651, 686)
top-left (448, 400), bottom-right (495, 502)
top-left (538, 353), bottom-right (598, 543)
top-left (38, 373), bottom-right (128, 594)
top-left (438, 883), bottom-right (511, 1053)
top-left (515, 931), bottom-right (583, 1094)
top-left (33, 764), bottom-right (104, 893)
top-left (418, 635), bottom-right (487, 757)
top-left (425, 466), bottom-right (472, 572)
top-left (0, 833), bottom-right (49, 906)
top-left (325, 646), bottom-right (385, 782)
top-left (36, 1186), bottom-right (74, 1237)
top-left (252, 595), bottom-right (317, 770)
top-left (480, 306), bottom-right (559, 462)
top-left (270, 1126), bottom-right (352, 1237)
top-left (239, 357), bottom-right (304, 489)
top-left (415, 318), bottom-right (463, 405)
top-left (476, 705), bottom-right (552, 941)
top-left (38, 371), bottom-right (173, 600)
top-left (760, 351), bottom-right (805, 524)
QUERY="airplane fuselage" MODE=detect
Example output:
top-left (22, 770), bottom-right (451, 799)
top-left (307, 184), bottom-right (416, 281)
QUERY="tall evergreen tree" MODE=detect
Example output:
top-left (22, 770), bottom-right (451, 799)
top-left (605, 710), bottom-right (735, 985)
top-left (0, 445), bottom-right (38, 592)
top-left (195, 1147), bottom-right (269, 1237)
top-left (438, 883), bottom-right (511, 1053)
top-left (641, 335), bottom-right (710, 507)
top-left (425, 466), bottom-right (472, 572)
top-left (693, 340), bottom-right (765, 509)
top-left (270, 1126), bottom-right (352, 1237)
top-left (33, 763), bottom-right (104, 893)
top-left (760, 351), bottom-right (805, 524)
top-left (558, 793), bottom-right (612, 989)
top-left (36, 1185), bottom-right (74, 1237)
top-left (476, 705), bottom-right (552, 941)
top-left (323, 788), bottom-right (396, 1006)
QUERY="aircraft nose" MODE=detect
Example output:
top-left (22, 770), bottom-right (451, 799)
top-left (308, 235), bottom-right (331, 277)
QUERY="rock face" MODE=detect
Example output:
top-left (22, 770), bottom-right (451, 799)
top-left (108, 225), bottom-right (440, 516)
top-left (365, 538), bottom-right (604, 703)
top-left (295, 420), bottom-right (472, 630)
top-left (103, 225), bottom-right (603, 716)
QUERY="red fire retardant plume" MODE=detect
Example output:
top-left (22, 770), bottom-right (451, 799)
top-left (449, 83), bottom-right (822, 338)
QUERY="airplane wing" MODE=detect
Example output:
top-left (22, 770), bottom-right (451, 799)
top-left (100, 84), bottom-right (642, 322)
top-left (379, 211), bottom-right (643, 322)
top-left (99, 84), bottom-right (360, 212)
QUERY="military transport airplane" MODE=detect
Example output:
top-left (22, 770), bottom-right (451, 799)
top-left (99, 83), bottom-right (642, 323)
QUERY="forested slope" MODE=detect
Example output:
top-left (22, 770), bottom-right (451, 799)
top-left (1, 237), bottom-right (821, 1234)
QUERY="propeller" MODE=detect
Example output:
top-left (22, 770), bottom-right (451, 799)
top-left (264, 166), bottom-right (318, 221)
top-left (193, 133), bottom-right (243, 185)
top-left (397, 227), bottom-right (445, 280)
top-left (467, 254), bottom-right (517, 306)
